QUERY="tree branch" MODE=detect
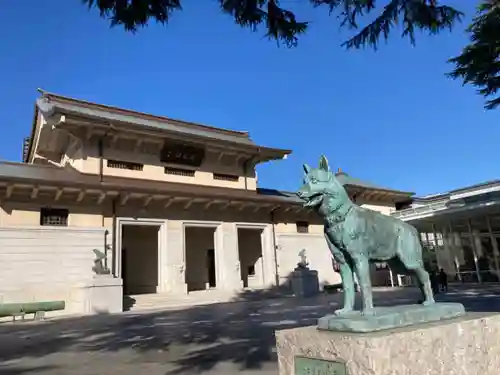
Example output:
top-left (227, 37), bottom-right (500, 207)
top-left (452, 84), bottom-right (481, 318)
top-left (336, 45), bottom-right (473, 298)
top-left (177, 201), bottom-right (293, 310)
top-left (448, 0), bottom-right (500, 110)
top-left (340, 0), bottom-right (463, 50)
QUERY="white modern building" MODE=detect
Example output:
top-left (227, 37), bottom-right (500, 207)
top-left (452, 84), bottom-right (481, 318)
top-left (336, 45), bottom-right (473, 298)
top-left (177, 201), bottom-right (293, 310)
top-left (392, 180), bottom-right (500, 284)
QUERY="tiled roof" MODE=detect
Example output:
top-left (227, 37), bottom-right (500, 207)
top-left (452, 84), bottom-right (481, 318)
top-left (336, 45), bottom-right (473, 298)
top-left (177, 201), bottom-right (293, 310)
top-left (335, 171), bottom-right (412, 194)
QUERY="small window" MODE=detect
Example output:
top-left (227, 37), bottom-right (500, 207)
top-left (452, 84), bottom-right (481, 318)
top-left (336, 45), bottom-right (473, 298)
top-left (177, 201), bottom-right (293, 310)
top-left (213, 173), bottom-right (239, 182)
top-left (164, 167), bottom-right (195, 177)
top-left (107, 159), bottom-right (144, 171)
top-left (296, 221), bottom-right (309, 233)
top-left (40, 208), bottom-right (69, 226)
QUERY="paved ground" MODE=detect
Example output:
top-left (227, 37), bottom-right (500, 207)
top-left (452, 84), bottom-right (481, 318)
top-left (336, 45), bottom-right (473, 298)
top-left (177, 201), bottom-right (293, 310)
top-left (1, 284), bottom-right (500, 375)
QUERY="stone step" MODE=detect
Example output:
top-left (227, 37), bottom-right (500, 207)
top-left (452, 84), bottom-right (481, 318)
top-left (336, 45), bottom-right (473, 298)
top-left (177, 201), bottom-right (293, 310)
top-left (123, 291), bottom-right (236, 312)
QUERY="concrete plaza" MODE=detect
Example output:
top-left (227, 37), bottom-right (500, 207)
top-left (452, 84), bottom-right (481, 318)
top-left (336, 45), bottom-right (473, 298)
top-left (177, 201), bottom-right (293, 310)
top-left (1, 285), bottom-right (500, 375)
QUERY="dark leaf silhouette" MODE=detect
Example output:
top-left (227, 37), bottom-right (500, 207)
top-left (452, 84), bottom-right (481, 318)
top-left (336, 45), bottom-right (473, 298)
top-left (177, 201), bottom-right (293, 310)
top-left (448, 0), bottom-right (500, 110)
top-left (82, 1), bottom-right (462, 48)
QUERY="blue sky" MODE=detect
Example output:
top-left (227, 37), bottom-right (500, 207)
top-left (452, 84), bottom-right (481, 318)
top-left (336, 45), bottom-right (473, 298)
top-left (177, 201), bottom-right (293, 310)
top-left (0, 1), bottom-right (497, 196)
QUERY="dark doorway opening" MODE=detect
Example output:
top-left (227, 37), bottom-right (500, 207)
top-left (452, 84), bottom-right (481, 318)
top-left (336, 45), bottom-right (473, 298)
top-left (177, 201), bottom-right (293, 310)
top-left (207, 249), bottom-right (216, 288)
top-left (121, 224), bottom-right (159, 295)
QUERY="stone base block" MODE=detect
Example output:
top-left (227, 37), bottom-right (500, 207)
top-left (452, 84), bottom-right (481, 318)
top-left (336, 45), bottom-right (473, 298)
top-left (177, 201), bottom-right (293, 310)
top-left (87, 276), bottom-right (123, 314)
top-left (290, 269), bottom-right (320, 298)
top-left (276, 313), bottom-right (500, 375)
top-left (317, 302), bottom-right (465, 332)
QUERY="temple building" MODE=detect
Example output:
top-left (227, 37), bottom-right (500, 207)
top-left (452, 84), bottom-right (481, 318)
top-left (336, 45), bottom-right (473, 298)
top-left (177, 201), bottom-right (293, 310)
top-left (0, 91), bottom-right (412, 316)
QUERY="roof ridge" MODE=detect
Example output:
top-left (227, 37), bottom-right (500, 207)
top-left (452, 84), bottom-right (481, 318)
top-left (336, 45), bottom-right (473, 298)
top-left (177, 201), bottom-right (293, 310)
top-left (38, 89), bottom-right (251, 139)
top-left (0, 160), bottom-right (63, 169)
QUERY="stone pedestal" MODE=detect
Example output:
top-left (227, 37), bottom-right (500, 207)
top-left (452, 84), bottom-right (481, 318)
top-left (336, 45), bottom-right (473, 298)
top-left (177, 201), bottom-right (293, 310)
top-left (86, 276), bottom-right (123, 314)
top-left (290, 267), bottom-right (320, 298)
top-left (318, 303), bottom-right (465, 332)
top-left (276, 313), bottom-right (500, 375)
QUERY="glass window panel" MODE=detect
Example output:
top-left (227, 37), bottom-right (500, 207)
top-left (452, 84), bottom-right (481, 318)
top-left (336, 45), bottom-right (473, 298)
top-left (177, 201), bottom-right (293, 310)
top-left (478, 236), bottom-right (500, 282)
top-left (470, 217), bottom-right (489, 234)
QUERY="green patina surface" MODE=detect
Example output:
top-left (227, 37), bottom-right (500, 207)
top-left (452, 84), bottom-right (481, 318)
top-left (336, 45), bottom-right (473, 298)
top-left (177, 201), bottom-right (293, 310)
top-left (296, 155), bottom-right (466, 331)
top-left (0, 301), bottom-right (65, 317)
top-left (294, 356), bottom-right (347, 375)
top-left (317, 302), bottom-right (466, 333)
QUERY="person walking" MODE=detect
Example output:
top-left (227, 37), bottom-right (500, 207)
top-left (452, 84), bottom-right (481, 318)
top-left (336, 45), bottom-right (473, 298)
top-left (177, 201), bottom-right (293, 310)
top-left (439, 268), bottom-right (448, 293)
top-left (429, 269), bottom-right (439, 295)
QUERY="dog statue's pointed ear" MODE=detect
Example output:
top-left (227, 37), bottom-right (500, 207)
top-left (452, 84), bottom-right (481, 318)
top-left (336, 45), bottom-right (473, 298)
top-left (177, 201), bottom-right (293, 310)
top-left (303, 164), bottom-right (311, 174)
top-left (319, 155), bottom-right (330, 172)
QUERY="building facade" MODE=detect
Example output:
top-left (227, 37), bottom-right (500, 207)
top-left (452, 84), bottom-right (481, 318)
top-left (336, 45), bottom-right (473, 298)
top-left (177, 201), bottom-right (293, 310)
top-left (0, 91), bottom-right (412, 315)
top-left (392, 180), bottom-right (500, 284)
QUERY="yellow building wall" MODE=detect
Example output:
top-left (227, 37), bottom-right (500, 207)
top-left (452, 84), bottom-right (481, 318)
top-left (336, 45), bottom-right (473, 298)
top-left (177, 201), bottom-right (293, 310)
top-left (0, 202), bottom-right (105, 228)
top-left (274, 223), bottom-right (323, 234)
top-left (62, 140), bottom-right (258, 190)
top-left (273, 201), bottom-right (396, 235)
top-left (0, 195), bottom-right (397, 233)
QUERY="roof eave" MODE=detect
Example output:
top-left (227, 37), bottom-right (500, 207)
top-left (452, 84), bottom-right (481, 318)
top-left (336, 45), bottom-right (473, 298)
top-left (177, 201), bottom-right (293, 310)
top-left (36, 91), bottom-right (294, 159)
top-left (0, 162), bottom-right (302, 207)
top-left (40, 90), bottom-right (251, 137)
top-left (24, 103), bottom-right (41, 163)
top-left (251, 147), bottom-right (292, 164)
top-left (345, 184), bottom-right (414, 197)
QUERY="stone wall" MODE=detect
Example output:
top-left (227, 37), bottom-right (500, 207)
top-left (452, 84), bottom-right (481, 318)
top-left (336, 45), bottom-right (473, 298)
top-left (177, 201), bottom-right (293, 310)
top-left (0, 226), bottom-right (113, 316)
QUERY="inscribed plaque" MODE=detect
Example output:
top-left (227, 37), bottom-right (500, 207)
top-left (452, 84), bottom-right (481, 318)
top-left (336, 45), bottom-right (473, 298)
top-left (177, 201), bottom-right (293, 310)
top-left (294, 356), bottom-right (347, 375)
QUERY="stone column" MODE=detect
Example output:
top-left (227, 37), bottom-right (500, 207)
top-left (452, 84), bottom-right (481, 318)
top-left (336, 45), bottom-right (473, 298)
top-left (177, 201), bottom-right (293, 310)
top-left (442, 231), bottom-right (456, 276)
top-left (430, 227), bottom-right (440, 270)
top-left (164, 220), bottom-right (188, 294)
top-left (472, 229), bottom-right (483, 258)
top-left (261, 225), bottom-right (278, 287)
top-left (102, 216), bottom-right (114, 274)
top-left (486, 216), bottom-right (500, 280)
top-left (156, 221), bottom-right (168, 293)
top-left (467, 220), bottom-right (482, 283)
top-left (473, 229), bottom-right (484, 283)
top-left (451, 230), bottom-right (463, 281)
top-left (220, 223), bottom-right (244, 291)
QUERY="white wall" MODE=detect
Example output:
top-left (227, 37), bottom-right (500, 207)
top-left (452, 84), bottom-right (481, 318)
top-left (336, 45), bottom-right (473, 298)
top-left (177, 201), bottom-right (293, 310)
top-left (0, 226), bottom-right (107, 316)
top-left (276, 233), bottom-right (341, 288)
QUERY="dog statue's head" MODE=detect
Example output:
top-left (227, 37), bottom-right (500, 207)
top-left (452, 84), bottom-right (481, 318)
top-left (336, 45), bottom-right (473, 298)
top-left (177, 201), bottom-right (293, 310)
top-left (297, 155), bottom-right (349, 208)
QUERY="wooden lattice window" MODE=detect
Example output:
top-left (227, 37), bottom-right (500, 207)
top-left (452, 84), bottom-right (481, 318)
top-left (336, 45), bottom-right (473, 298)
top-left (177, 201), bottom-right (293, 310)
top-left (40, 208), bottom-right (69, 226)
top-left (164, 167), bottom-right (195, 177)
top-left (107, 159), bottom-right (144, 171)
top-left (296, 221), bottom-right (309, 233)
top-left (213, 173), bottom-right (239, 182)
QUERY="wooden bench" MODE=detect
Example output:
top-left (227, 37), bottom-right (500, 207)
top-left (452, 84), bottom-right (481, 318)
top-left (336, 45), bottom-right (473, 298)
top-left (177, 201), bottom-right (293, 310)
top-left (0, 301), bottom-right (65, 322)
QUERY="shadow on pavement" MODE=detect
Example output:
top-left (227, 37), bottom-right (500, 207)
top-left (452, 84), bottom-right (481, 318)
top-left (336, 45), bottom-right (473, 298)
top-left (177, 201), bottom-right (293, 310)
top-left (0, 284), bottom-right (498, 375)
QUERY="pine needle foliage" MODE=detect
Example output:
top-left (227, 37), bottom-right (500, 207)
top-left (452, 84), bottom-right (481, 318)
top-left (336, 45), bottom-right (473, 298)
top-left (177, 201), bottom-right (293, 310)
top-left (448, 1), bottom-right (500, 110)
top-left (82, 1), bottom-right (500, 110)
top-left (82, 1), bottom-right (462, 48)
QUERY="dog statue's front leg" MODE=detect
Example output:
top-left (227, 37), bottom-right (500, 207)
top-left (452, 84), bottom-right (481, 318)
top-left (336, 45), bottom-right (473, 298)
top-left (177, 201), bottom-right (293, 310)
top-left (325, 233), bottom-right (355, 316)
top-left (336, 261), bottom-right (355, 316)
top-left (352, 254), bottom-right (375, 316)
